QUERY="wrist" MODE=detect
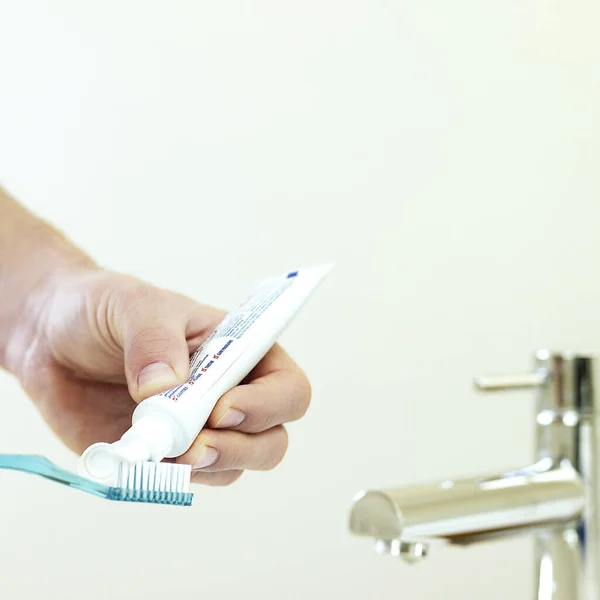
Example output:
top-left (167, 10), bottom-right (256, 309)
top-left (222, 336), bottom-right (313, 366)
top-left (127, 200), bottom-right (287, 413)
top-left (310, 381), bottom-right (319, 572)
top-left (0, 187), bottom-right (101, 377)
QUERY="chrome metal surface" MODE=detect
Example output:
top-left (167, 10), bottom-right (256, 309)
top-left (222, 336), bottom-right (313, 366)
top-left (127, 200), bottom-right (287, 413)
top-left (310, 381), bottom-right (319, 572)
top-left (398, 541), bottom-right (428, 564)
top-left (350, 462), bottom-right (584, 544)
top-left (374, 539), bottom-right (429, 563)
top-left (474, 371), bottom-right (547, 391)
top-left (349, 349), bottom-right (600, 599)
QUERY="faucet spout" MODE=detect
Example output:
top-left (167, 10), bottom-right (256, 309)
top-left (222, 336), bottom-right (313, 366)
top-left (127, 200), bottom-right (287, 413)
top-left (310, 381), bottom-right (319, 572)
top-left (349, 460), bottom-right (584, 548)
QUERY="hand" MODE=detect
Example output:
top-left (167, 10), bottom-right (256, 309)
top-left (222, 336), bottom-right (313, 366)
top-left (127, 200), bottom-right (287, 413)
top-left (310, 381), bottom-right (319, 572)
top-left (10, 268), bottom-right (311, 486)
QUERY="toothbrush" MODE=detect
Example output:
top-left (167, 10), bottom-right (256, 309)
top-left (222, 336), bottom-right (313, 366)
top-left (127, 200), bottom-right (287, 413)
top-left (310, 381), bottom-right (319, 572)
top-left (0, 454), bottom-right (193, 506)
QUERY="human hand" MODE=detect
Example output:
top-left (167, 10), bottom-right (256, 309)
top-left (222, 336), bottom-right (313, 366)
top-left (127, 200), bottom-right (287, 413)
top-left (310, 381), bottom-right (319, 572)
top-left (8, 268), bottom-right (311, 486)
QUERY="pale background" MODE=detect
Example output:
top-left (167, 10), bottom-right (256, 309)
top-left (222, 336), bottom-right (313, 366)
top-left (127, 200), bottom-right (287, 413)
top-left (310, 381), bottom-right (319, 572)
top-left (0, 1), bottom-right (599, 599)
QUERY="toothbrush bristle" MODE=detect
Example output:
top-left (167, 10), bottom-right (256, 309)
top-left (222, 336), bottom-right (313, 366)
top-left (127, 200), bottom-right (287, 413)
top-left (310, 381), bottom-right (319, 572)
top-left (108, 462), bottom-right (193, 506)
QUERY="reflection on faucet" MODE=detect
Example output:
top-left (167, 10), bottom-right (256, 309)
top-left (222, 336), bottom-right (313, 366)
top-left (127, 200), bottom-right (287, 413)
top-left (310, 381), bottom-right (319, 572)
top-left (349, 350), bottom-right (600, 600)
top-left (350, 459), bottom-right (584, 547)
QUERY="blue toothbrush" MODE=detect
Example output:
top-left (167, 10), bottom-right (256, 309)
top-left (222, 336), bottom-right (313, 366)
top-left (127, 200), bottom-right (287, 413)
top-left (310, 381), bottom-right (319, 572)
top-left (0, 454), bottom-right (194, 506)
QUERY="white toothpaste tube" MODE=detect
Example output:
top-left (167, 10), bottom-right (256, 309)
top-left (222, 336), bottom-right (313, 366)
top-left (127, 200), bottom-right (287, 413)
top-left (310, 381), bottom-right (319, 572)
top-left (79, 263), bottom-right (333, 484)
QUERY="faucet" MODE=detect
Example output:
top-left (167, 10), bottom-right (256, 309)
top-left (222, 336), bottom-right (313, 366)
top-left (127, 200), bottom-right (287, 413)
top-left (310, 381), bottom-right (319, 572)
top-left (349, 349), bottom-right (600, 599)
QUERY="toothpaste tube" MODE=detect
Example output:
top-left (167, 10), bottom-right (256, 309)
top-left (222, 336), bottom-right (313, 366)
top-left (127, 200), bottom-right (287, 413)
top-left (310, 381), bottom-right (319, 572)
top-left (79, 264), bottom-right (333, 484)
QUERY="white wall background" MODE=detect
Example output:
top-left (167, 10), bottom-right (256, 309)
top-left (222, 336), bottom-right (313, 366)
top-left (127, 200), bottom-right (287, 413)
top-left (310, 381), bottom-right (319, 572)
top-left (1, 1), bottom-right (599, 598)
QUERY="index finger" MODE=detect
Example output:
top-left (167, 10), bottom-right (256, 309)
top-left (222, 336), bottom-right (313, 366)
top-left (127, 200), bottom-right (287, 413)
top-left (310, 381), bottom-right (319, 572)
top-left (206, 345), bottom-right (311, 434)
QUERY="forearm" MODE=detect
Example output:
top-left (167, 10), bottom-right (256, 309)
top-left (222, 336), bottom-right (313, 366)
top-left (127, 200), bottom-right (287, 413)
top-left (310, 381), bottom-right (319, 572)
top-left (0, 187), bottom-right (96, 372)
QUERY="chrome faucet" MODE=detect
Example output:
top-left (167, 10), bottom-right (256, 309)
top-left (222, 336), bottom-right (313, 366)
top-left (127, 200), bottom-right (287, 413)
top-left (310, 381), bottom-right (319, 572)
top-left (349, 350), bottom-right (600, 599)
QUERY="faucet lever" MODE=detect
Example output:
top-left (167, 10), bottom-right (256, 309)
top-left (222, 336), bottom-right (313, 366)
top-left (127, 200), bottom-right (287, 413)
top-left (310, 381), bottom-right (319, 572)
top-left (473, 371), bottom-right (547, 392)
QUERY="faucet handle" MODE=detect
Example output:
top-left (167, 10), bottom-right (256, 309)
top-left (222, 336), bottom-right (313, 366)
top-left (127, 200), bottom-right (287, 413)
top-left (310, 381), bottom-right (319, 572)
top-left (473, 371), bottom-right (547, 392)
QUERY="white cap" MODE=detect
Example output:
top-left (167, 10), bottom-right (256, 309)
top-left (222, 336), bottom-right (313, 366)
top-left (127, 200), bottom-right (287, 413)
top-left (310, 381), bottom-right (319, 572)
top-left (78, 416), bottom-right (175, 485)
top-left (78, 442), bottom-right (121, 485)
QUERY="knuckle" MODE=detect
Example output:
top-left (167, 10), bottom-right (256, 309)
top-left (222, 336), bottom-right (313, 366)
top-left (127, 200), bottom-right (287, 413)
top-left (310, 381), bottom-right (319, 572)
top-left (129, 326), bottom-right (175, 363)
top-left (130, 325), bottom-right (172, 348)
top-left (119, 283), bottom-right (157, 318)
top-left (261, 427), bottom-right (288, 470)
top-left (224, 443), bottom-right (246, 470)
top-left (291, 372), bottom-right (312, 420)
top-left (247, 409), bottom-right (272, 434)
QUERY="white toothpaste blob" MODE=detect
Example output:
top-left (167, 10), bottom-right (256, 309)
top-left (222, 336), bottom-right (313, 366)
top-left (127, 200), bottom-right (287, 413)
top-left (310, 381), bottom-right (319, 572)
top-left (79, 264), bottom-right (333, 484)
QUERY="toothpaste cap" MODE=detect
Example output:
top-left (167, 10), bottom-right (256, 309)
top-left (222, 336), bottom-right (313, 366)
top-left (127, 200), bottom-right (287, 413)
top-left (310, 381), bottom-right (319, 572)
top-left (78, 442), bottom-right (120, 485)
top-left (78, 416), bottom-right (175, 485)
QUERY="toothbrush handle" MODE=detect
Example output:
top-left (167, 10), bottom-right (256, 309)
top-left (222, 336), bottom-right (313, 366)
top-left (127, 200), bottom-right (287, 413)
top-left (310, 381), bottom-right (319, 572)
top-left (0, 454), bottom-right (111, 499)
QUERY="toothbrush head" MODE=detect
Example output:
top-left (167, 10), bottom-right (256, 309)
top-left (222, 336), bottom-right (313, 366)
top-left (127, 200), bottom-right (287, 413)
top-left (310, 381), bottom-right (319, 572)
top-left (108, 461), bottom-right (193, 506)
top-left (78, 442), bottom-right (193, 506)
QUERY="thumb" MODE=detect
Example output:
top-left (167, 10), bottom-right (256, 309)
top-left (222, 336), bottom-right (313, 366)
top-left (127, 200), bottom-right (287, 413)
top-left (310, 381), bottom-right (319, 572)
top-left (119, 294), bottom-right (190, 403)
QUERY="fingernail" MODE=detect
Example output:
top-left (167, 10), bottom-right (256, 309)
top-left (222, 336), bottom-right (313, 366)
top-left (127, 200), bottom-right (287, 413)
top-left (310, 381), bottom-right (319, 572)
top-left (137, 362), bottom-right (178, 395)
top-left (193, 446), bottom-right (219, 470)
top-left (215, 408), bottom-right (245, 428)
